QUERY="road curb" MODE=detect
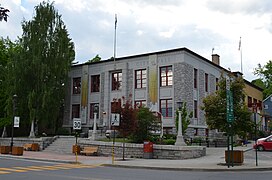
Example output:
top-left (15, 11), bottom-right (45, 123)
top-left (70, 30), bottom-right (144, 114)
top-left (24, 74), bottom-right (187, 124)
top-left (102, 163), bottom-right (272, 172)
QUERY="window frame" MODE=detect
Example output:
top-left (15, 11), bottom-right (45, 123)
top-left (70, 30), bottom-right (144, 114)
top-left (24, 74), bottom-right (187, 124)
top-left (91, 75), bottom-right (100, 93)
top-left (135, 100), bottom-right (146, 108)
top-left (72, 77), bottom-right (81, 94)
top-left (205, 73), bottom-right (209, 92)
top-left (160, 99), bottom-right (173, 117)
top-left (112, 72), bottom-right (122, 91)
top-left (72, 104), bottom-right (80, 119)
top-left (135, 69), bottom-right (147, 89)
top-left (194, 100), bottom-right (198, 118)
top-left (194, 68), bottom-right (198, 89)
top-left (160, 66), bottom-right (173, 87)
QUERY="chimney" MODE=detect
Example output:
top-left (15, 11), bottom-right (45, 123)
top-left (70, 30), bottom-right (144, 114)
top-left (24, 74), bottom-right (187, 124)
top-left (212, 54), bottom-right (220, 66)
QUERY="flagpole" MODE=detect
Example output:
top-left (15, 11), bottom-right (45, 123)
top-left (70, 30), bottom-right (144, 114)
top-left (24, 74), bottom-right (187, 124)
top-left (239, 37), bottom-right (243, 73)
top-left (114, 14), bottom-right (117, 70)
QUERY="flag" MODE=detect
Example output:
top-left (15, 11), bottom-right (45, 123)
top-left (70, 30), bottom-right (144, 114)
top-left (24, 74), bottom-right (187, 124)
top-left (115, 14), bottom-right (117, 29)
top-left (238, 37), bottom-right (241, 51)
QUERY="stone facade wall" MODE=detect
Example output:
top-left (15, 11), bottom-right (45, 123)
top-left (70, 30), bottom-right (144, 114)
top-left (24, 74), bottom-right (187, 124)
top-left (78, 139), bottom-right (206, 160)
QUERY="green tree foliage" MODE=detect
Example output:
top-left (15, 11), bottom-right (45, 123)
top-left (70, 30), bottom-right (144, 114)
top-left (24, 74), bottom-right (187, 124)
top-left (0, 38), bottom-right (21, 128)
top-left (202, 74), bottom-right (253, 137)
top-left (87, 54), bottom-right (101, 63)
top-left (0, 5), bottom-right (9, 22)
top-left (175, 102), bottom-right (193, 135)
top-left (131, 107), bottom-right (160, 143)
top-left (254, 61), bottom-right (272, 98)
top-left (251, 79), bottom-right (265, 90)
top-left (15, 1), bottom-right (75, 134)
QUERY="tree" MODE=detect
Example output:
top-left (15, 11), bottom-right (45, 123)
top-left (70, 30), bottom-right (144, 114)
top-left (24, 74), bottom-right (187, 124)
top-left (202, 73), bottom-right (253, 137)
top-left (131, 107), bottom-right (160, 143)
top-left (251, 79), bottom-right (265, 90)
top-left (15, 1), bottom-right (75, 136)
top-left (175, 102), bottom-right (193, 135)
top-left (0, 38), bottom-right (21, 137)
top-left (119, 96), bottom-right (137, 138)
top-left (254, 61), bottom-right (272, 98)
top-left (87, 54), bottom-right (101, 63)
top-left (0, 5), bottom-right (9, 22)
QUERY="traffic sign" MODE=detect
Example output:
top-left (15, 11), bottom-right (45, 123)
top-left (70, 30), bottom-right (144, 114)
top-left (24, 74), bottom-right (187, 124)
top-left (73, 118), bottom-right (82, 130)
top-left (111, 113), bottom-right (120, 126)
top-left (14, 116), bottom-right (20, 128)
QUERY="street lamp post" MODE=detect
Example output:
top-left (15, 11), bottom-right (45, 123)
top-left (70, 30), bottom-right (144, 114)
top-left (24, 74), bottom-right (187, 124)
top-left (10, 94), bottom-right (18, 151)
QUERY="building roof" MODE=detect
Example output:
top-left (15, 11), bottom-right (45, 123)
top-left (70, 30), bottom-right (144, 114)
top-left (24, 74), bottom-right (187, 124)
top-left (72, 47), bottom-right (263, 93)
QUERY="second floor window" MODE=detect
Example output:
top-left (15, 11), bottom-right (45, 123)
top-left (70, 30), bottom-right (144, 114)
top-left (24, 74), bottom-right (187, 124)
top-left (194, 68), bottom-right (198, 89)
top-left (160, 99), bottom-right (173, 117)
top-left (135, 69), bottom-right (147, 89)
top-left (205, 73), bottom-right (209, 92)
top-left (73, 77), bottom-right (81, 94)
top-left (160, 66), bottom-right (173, 87)
top-left (112, 72), bottom-right (122, 90)
top-left (91, 75), bottom-right (100, 92)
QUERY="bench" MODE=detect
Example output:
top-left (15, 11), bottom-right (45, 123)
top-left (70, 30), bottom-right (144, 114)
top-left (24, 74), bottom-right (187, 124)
top-left (23, 143), bottom-right (39, 151)
top-left (80, 146), bottom-right (98, 156)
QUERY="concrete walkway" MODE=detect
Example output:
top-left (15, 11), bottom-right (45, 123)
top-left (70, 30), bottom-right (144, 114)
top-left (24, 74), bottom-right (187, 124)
top-left (1, 145), bottom-right (272, 171)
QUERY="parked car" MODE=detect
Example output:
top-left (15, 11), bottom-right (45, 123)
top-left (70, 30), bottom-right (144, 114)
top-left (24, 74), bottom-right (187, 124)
top-left (253, 135), bottom-right (272, 151)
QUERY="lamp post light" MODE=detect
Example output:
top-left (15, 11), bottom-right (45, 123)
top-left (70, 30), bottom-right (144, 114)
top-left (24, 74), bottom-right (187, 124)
top-left (10, 94), bottom-right (18, 151)
top-left (175, 102), bottom-right (186, 146)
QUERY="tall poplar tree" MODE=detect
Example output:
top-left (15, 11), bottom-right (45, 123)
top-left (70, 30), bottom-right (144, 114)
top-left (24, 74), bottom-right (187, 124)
top-left (16, 1), bottom-right (75, 136)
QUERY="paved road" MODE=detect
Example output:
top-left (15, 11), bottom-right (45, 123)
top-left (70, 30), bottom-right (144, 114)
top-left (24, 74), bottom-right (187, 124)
top-left (0, 158), bottom-right (272, 180)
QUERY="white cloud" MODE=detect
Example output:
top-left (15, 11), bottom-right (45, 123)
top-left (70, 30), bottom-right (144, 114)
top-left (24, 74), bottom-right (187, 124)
top-left (1, 0), bottom-right (272, 81)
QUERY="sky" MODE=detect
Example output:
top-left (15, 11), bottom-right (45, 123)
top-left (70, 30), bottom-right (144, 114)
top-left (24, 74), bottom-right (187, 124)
top-left (1, 0), bottom-right (272, 81)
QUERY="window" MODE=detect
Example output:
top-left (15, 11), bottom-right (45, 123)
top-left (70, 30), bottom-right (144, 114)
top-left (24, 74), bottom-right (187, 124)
top-left (73, 77), bottom-right (81, 94)
top-left (112, 72), bottom-right (122, 90)
top-left (247, 96), bottom-right (252, 107)
top-left (111, 99), bottom-right (121, 113)
top-left (72, 104), bottom-right (80, 118)
top-left (194, 68), bottom-right (198, 89)
top-left (160, 99), bottom-right (172, 117)
top-left (160, 66), bottom-right (173, 87)
top-left (194, 100), bottom-right (198, 118)
top-left (91, 75), bottom-right (100, 92)
top-left (135, 100), bottom-right (146, 108)
top-left (135, 69), bottom-right (147, 89)
top-left (264, 105), bottom-right (268, 109)
top-left (205, 73), bottom-right (209, 92)
top-left (216, 78), bottom-right (219, 91)
top-left (90, 103), bottom-right (99, 119)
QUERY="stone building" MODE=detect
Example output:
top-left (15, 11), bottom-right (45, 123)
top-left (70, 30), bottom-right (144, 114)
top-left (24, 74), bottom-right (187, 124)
top-left (63, 47), bottom-right (261, 138)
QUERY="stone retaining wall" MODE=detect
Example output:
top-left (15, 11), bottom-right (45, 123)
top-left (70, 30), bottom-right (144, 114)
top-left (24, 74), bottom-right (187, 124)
top-left (0, 136), bottom-right (57, 150)
top-left (78, 139), bottom-right (206, 160)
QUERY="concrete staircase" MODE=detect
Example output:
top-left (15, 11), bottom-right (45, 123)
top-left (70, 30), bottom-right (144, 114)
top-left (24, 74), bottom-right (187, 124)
top-left (43, 136), bottom-right (77, 154)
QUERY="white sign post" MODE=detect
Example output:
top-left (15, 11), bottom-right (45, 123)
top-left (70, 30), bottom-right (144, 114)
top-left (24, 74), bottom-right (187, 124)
top-left (73, 118), bottom-right (82, 130)
top-left (14, 116), bottom-right (20, 128)
top-left (111, 113), bottom-right (120, 126)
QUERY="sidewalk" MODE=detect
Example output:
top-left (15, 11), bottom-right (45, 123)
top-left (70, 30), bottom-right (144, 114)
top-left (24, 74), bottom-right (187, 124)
top-left (1, 146), bottom-right (272, 171)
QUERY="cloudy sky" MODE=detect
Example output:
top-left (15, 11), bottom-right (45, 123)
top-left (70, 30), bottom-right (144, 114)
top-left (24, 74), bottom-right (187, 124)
top-left (1, 0), bottom-right (272, 81)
